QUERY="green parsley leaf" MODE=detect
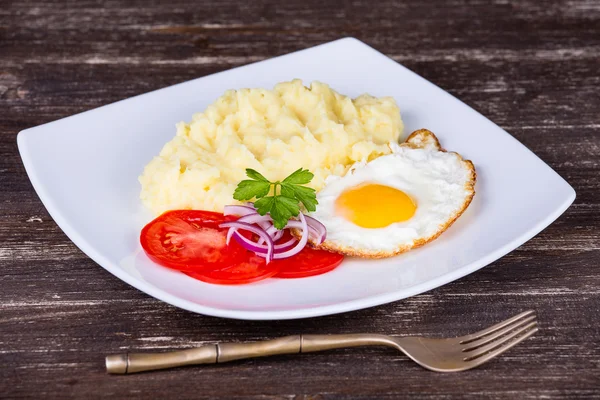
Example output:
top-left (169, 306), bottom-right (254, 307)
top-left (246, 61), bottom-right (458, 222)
top-left (245, 168), bottom-right (269, 182)
top-left (233, 167), bottom-right (318, 229)
top-left (254, 196), bottom-right (275, 216)
top-left (255, 196), bottom-right (301, 229)
top-left (279, 183), bottom-right (295, 199)
top-left (280, 183), bottom-right (318, 212)
top-left (282, 168), bottom-right (314, 185)
top-left (271, 197), bottom-right (300, 229)
top-left (233, 179), bottom-right (271, 201)
top-left (291, 185), bottom-right (318, 212)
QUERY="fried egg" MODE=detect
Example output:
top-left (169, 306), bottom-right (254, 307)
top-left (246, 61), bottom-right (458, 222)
top-left (308, 129), bottom-right (476, 258)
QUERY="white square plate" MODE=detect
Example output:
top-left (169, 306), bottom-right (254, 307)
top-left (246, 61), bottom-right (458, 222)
top-left (18, 38), bottom-right (575, 320)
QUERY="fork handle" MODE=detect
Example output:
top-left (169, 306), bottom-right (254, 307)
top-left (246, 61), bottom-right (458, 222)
top-left (301, 333), bottom-right (398, 353)
top-left (106, 334), bottom-right (397, 374)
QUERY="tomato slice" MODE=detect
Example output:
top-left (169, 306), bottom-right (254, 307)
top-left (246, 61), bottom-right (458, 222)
top-left (185, 253), bottom-right (279, 285)
top-left (140, 210), bottom-right (247, 272)
top-left (273, 246), bottom-right (344, 278)
top-left (141, 209), bottom-right (343, 284)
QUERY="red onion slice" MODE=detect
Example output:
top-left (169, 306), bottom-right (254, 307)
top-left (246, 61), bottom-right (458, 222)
top-left (219, 221), bottom-right (274, 263)
top-left (271, 228), bottom-right (284, 242)
top-left (237, 214), bottom-right (274, 241)
top-left (231, 232), bottom-right (297, 254)
top-left (285, 220), bottom-right (324, 244)
top-left (259, 225), bottom-right (281, 245)
top-left (304, 214), bottom-right (327, 242)
top-left (222, 203), bottom-right (327, 262)
top-left (223, 205), bottom-right (257, 217)
top-left (237, 214), bottom-right (273, 225)
top-left (256, 213), bottom-right (309, 260)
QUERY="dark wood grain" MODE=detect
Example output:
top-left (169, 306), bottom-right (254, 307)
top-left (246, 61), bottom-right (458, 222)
top-left (1, 0), bottom-right (599, 398)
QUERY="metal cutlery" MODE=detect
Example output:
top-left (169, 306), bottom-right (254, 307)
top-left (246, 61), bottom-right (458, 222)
top-left (106, 310), bottom-right (538, 374)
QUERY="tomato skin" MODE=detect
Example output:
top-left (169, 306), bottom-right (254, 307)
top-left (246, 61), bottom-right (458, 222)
top-left (185, 253), bottom-right (280, 285)
top-left (141, 209), bottom-right (345, 284)
top-left (140, 210), bottom-right (247, 272)
top-left (273, 246), bottom-right (344, 278)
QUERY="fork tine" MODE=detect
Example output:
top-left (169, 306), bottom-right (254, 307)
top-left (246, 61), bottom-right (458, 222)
top-left (459, 310), bottom-right (535, 344)
top-left (461, 326), bottom-right (539, 370)
top-left (462, 315), bottom-right (537, 351)
top-left (463, 321), bottom-right (538, 361)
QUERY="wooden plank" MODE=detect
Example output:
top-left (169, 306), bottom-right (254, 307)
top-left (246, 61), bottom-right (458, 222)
top-left (1, 0), bottom-right (599, 398)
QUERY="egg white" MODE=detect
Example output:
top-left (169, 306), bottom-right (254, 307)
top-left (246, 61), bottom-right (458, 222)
top-left (308, 130), bottom-right (476, 257)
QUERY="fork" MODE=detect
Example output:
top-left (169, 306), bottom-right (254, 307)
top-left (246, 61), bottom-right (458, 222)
top-left (106, 310), bottom-right (538, 374)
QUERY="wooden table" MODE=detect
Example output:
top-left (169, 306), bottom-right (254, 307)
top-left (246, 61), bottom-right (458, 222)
top-left (2, 1), bottom-right (599, 398)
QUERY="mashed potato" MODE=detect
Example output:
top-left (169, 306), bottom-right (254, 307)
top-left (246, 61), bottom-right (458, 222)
top-left (140, 80), bottom-right (404, 215)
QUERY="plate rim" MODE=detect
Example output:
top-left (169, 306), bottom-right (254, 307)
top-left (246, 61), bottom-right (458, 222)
top-left (17, 37), bottom-right (576, 320)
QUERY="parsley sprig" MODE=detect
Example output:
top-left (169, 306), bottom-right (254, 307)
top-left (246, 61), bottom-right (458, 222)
top-left (233, 168), bottom-right (318, 229)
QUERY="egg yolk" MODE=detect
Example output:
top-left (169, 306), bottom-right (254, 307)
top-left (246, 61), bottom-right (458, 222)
top-left (335, 183), bottom-right (416, 228)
